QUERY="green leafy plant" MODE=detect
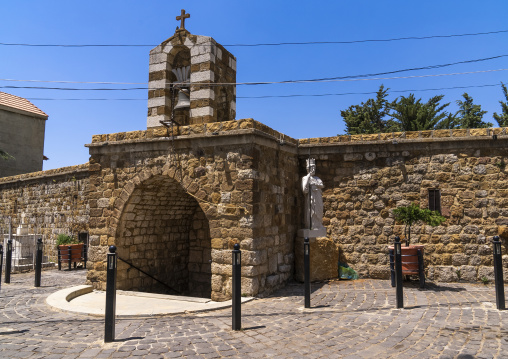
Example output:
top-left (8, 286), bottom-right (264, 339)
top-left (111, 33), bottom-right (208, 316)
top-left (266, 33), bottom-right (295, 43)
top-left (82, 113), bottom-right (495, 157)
top-left (0, 149), bottom-right (13, 160)
top-left (455, 269), bottom-right (461, 281)
top-left (480, 276), bottom-right (489, 285)
top-left (56, 234), bottom-right (78, 247)
top-left (496, 159), bottom-right (506, 170)
top-left (393, 202), bottom-right (446, 246)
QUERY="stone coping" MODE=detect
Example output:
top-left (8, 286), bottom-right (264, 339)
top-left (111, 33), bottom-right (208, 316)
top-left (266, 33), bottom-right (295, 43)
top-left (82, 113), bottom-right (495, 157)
top-left (89, 119), bottom-right (508, 150)
top-left (0, 163), bottom-right (89, 185)
top-left (89, 119), bottom-right (299, 147)
top-left (299, 127), bottom-right (508, 145)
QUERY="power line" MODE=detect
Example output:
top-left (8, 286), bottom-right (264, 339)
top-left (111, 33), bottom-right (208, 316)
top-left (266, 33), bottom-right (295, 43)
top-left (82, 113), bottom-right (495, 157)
top-left (2, 69), bottom-right (507, 91)
top-left (23, 83), bottom-right (505, 101)
top-left (239, 83), bottom-right (503, 99)
top-left (1, 29), bottom-right (507, 48)
top-left (1, 55), bottom-right (507, 87)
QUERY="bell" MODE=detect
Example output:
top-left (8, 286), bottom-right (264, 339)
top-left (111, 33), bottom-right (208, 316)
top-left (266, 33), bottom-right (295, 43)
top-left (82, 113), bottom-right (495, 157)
top-left (174, 88), bottom-right (190, 110)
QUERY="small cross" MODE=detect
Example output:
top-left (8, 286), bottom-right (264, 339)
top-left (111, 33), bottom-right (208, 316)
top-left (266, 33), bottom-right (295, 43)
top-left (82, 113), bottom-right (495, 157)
top-left (176, 9), bottom-right (190, 30)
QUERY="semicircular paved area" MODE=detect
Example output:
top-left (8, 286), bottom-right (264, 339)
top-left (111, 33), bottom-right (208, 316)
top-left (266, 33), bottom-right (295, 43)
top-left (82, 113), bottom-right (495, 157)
top-left (0, 270), bottom-right (507, 358)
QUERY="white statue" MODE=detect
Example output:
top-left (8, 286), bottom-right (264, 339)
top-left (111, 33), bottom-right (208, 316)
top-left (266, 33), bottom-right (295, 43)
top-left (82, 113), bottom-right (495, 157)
top-left (302, 158), bottom-right (325, 231)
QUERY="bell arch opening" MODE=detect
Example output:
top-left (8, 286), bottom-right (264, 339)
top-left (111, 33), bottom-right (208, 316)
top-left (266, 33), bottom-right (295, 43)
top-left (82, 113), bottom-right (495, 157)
top-left (169, 47), bottom-right (191, 126)
top-left (115, 175), bottom-right (211, 298)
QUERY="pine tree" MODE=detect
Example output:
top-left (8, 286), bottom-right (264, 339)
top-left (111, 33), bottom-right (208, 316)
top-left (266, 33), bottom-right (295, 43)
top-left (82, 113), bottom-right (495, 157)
top-left (493, 82), bottom-right (508, 127)
top-left (454, 93), bottom-right (491, 128)
top-left (340, 85), bottom-right (399, 135)
top-left (435, 112), bottom-right (460, 130)
top-left (390, 94), bottom-right (450, 131)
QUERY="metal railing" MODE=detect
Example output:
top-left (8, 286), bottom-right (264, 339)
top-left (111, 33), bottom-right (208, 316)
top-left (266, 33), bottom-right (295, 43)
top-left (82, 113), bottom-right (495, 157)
top-left (118, 256), bottom-right (181, 294)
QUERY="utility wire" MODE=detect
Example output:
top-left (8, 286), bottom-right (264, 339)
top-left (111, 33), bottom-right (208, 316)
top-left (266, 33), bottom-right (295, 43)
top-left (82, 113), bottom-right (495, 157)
top-left (1, 55), bottom-right (507, 87)
top-left (1, 29), bottom-right (507, 48)
top-left (2, 69), bottom-right (507, 91)
top-left (23, 83), bottom-right (505, 101)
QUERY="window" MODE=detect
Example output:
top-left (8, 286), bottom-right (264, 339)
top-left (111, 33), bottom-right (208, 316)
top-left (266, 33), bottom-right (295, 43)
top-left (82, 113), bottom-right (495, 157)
top-left (428, 189), bottom-right (441, 213)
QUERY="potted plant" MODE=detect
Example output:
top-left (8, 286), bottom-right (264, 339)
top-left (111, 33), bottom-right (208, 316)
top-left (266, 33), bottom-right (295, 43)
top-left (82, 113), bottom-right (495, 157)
top-left (393, 202), bottom-right (446, 247)
top-left (56, 234), bottom-right (84, 269)
top-left (389, 203), bottom-right (446, 287)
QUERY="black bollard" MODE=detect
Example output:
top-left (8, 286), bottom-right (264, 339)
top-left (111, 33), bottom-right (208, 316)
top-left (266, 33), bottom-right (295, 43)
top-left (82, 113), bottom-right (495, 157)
top-left (5, 240), bottom-right (12, 284)
top-left (394, 236), bottom-right (403, 309)
top-left (304, 237), bottom-right (311, 308)
top-left (67, 245), bottom-right (72, 271)
top-left (492, 236), bottom-right (505, 310)
top-left (35, 238), bottom-right (43, 287)
top-left (0, 245), bottom-right (3, 291)
top-left (104, 245), bottom-right (117, 343)
top-left (232, 243), bottom-right (241, 331)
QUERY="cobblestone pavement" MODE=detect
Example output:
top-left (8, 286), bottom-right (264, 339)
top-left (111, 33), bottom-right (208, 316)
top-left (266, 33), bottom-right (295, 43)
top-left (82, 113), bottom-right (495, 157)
top-left (1, 270), bottom-right (507, 358)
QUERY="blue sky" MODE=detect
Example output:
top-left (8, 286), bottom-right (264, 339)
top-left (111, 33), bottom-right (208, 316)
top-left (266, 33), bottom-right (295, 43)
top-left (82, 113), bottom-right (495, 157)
top-left (1, 1), bottom-right (507, 170)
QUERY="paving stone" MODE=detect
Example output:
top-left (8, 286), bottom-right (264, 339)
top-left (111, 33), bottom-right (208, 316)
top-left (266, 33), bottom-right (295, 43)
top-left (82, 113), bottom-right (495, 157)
top-left (2, 270), bottom-right (508, 358)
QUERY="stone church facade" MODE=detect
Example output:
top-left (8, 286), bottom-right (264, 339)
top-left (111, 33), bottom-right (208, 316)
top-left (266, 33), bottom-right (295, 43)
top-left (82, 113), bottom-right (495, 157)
top-left (1, 21), bottom-right (508, 300)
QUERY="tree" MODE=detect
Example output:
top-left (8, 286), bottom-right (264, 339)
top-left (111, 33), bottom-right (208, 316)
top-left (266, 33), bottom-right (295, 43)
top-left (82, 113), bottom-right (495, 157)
top-left (435, 112), bottom-right (460, 130)
top-left (393, 203), bottom-right (446, 246)
top-left (493, 82), bottom-right (508, 127)
top-left (389, 94), bottom-right (450, 131)
top-left (454, 93), bottom-right (491, 128)
top-left (340, 85), bottom-right (400, 135)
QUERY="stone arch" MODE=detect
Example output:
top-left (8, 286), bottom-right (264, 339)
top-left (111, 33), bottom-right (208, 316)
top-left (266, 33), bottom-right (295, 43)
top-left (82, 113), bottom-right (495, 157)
top-left (114, 172), bottom-right (211, 298)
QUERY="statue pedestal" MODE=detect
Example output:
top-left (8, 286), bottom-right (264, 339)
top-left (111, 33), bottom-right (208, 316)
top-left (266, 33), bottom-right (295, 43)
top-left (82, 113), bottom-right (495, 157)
top-left (294, 235), bottom-right (339, 282)
top-left (297, 228), bottom-right (326, 238)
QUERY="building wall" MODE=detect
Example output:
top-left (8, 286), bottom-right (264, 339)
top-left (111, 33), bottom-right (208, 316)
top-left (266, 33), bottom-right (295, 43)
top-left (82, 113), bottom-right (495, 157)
top-left (0, 109), bottom-right (47, 177)
top-left (300, 128), bottom-right (508, 282)
top-left (85, 119), bottom-right (297, 299)
top-left (0, 164), bottom-right (90, 257)
top-left (1, 121), bottom-right (508, 296)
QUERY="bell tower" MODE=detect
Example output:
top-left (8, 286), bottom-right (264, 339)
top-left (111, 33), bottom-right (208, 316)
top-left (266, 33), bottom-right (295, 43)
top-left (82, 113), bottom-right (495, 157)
top-left (147, 10), bottom-right (237, 128)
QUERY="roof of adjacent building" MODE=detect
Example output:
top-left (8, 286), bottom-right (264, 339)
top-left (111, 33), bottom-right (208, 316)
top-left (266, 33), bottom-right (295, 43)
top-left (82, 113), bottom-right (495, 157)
top-left (0, 92), bottom-right (48, 119)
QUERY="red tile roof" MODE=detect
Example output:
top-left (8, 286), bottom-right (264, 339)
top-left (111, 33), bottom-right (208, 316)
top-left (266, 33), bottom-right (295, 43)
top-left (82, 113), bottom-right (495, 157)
top-left (0, 92), bottom-right (48, 119)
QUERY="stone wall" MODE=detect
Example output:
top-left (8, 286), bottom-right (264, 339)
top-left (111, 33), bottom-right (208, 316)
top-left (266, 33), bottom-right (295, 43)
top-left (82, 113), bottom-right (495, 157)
top-left (2, 119), bottom-right (508, 295)
top-left (0, 164), bottom-right (90, 257)
top-left (86, 119), bottom-right (298, 299)
top-left (300, 128), bottom-right (508, 283)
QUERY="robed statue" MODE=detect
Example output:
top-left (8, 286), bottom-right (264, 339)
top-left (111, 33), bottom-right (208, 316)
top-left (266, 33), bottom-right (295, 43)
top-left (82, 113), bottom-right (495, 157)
top-left (302, 158), bottom-right (325, 231)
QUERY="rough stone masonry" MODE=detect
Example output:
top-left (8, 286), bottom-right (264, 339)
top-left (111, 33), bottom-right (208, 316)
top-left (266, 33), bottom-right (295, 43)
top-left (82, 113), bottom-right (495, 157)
top-left (1, 20), bottom-right (508, 300)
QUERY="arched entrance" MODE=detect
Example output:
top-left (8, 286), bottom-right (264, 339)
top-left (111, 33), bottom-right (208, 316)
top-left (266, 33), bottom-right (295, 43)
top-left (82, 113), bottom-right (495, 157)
top-left (115, 175), bottom-right (211, 298)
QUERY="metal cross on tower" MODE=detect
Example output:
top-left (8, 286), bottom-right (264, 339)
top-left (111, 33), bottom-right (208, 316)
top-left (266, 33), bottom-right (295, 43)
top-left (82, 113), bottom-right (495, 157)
top-left (176, 9), bottom-right (190, 30)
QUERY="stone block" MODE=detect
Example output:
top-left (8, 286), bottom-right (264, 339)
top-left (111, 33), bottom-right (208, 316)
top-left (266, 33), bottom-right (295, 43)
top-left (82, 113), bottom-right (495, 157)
top-left (242, 250), bottom-right (267, 266)
top-left (458, 265), bottom-right (477, 281)
top-left (369, 265), bottom-right (390, 279)
top-left (477, 266), bottom-right (495, 282)
top-left (294, 236), bottom-right (339, 282)
top-left (452, 254), bottom-right (468, 266)
top-left (266, 274), bottom-right (280, 288)
top-left (434, 266), bottom-right (456, 282)
top-left (241, 277), bottom-right (259, 296)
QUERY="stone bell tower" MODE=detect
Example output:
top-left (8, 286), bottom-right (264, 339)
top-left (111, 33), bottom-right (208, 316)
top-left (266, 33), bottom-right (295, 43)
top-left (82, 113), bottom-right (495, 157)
top-left (147, 10), bottom-right (237, 128)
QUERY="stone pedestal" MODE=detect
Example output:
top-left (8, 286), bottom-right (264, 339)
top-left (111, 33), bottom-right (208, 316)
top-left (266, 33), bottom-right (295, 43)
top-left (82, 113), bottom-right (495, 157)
top-left (297, 228), bottom-right (326, 238)
top-left (294, 236), bottom-right (339, 282)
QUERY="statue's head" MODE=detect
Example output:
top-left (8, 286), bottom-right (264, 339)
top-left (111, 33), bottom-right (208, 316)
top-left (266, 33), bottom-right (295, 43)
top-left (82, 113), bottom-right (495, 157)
top-left (306, 158), bottom-right (316, 176)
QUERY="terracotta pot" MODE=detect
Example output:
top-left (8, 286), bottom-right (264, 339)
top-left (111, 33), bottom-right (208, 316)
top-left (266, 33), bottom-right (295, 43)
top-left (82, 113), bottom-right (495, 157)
top-left (58, 243), bottom-right (84, 263)
top-left (388, 245), bottom-right (424, 275)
